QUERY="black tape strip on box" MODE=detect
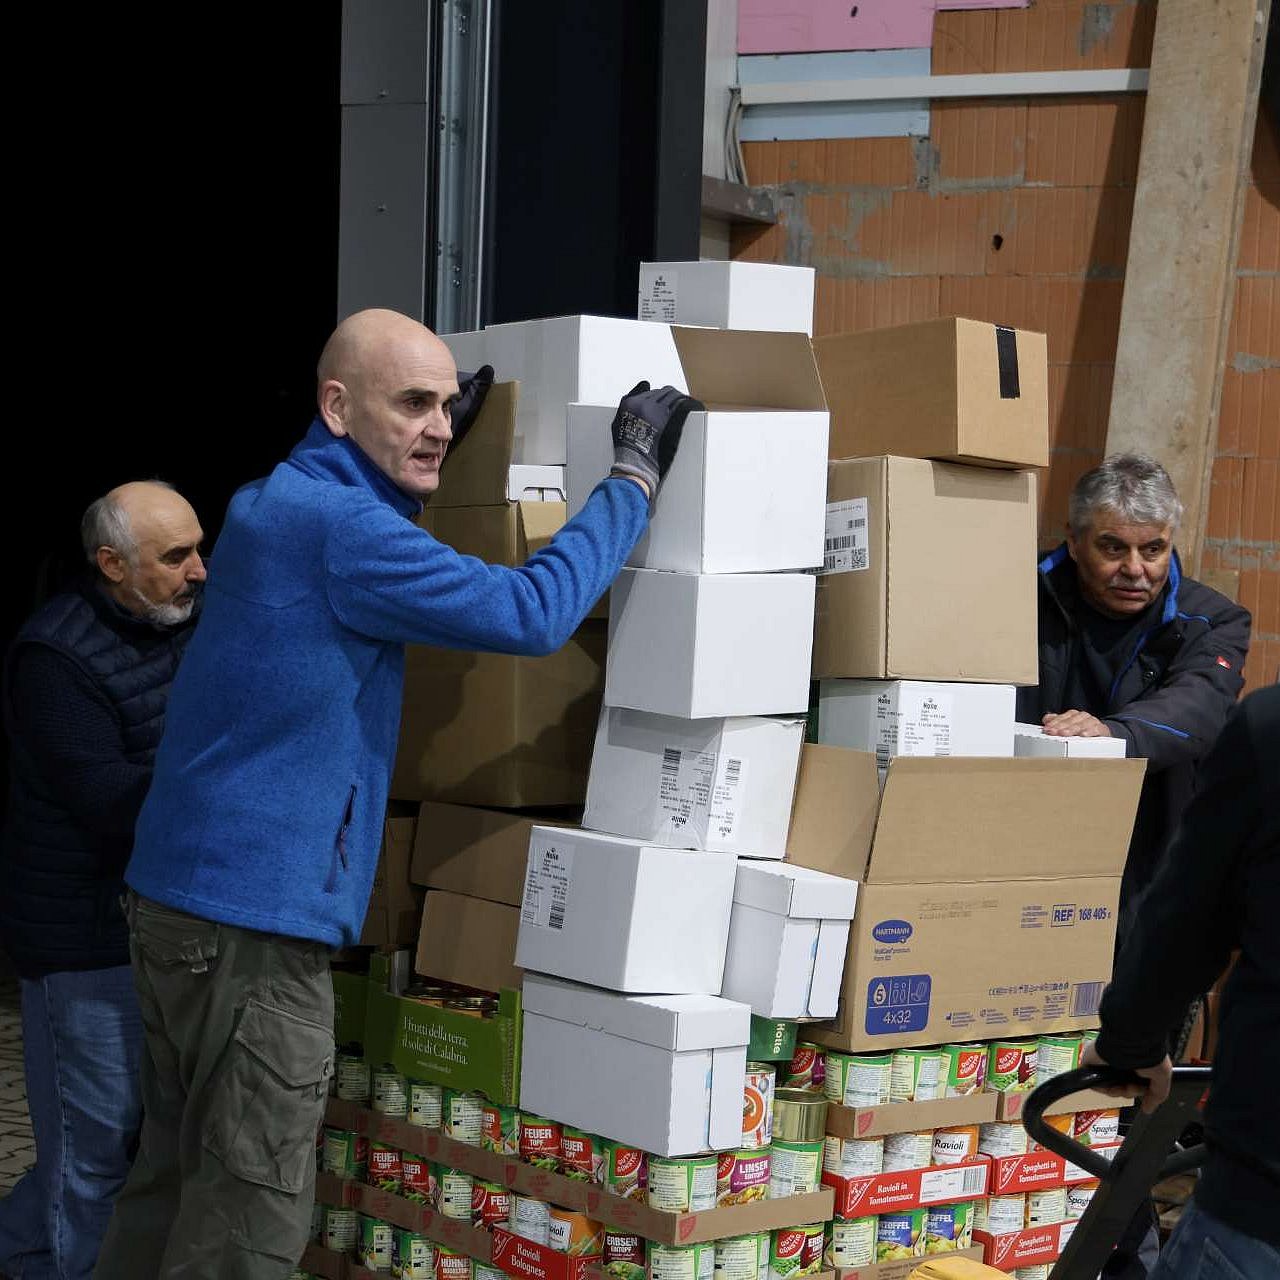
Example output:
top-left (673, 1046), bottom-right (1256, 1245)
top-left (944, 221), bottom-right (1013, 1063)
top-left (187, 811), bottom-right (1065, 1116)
top-left (996, 325), bottom-right (1021, 399)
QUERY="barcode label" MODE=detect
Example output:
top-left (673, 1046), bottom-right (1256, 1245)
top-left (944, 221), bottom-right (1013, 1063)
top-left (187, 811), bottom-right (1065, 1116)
top-left (548, 904), bottom-right (565, 930)
top-left (521, 841), bottom-right (575, 932)
top-left (708, 755), bottom-right (748, 843)
top-left (661, 748), bottom-right (681, 778)
top-left (822, 498), bottom-right (870, 574)
top-left (1071, 982), bottom-right (1105, 1016)
top-left (658, 746), bottom-right (716, 836)
top-left (919, 1162), bottom-right (989, 1204)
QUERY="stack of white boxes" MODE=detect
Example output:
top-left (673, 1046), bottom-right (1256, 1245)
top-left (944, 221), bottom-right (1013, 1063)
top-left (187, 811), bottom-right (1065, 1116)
top-left (504, 264), bottom-right (858, 1157)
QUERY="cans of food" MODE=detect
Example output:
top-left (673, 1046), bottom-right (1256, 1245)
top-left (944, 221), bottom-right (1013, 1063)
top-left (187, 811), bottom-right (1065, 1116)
top-left (444, 996), bottom-right (498, 1017)
top-left (768, 1140), bottom-right (822, 1198)
top-left (373, 1066), bottom-right (409, 1117)
top-left (472, 1180), bottom-right (510, 1230)
top-left (518, 1114), bottom-right (563, 1169)
top-left (983, 1194), bottom-right (1028, 1235)
top-left (774, 1088), bottom-right (827, 1143)
top-left (603, 1233), bottom-right (646, 1280)
top-left (560, 1127), bottom-right (599, 1181)
top-left (939, 1043), bottom-right (987, 1096)
top-left (335, 1051), bottom-right (371, 1103)
top-left (401, 1152), bottom-right (437, 1205)
top-left (932, 1125), bottom-right (980, 1166)
top-left (979, 1121), bottom-right (1029, 1158)
top-left (768, 1225), bottom-right (823, 1280)
top-left (1073, 1109), bottom-right (1120, 1147)
top-left (714, 1233), bottom-right (768, 1280)
top-left (434, 1246), bottom-right (473, 1280)
top-left (359, 1215), bottom-right (394, 1271)
top-left (507, 1194), bottom-right (551, 1246)
top-left (824, 1052), bottom-right (892, 1108)
top-left (783, 1043), bottom-right (825, 1092)
top-left (1066, 1184), bottom-right (1097, 1219)
top-left (742, 1063), bottom-right (776, 1149)
top-left (474, 1266), bottom-right (507, 1280)
top-left (322, 1205), bottom-right (358, 1252)
top-left (822, 1135), bottom-right (884, 1179)
top-left (889, 1048), bottom-right (942, 1102)
top-left (409, 1080), bottom-right (444, 1129)
top-left (1030, 1112), bottom-right (1073, 1152)
top-left (649, 1241), bottom-right (716, 1280)
top-left (825, 1216), bottom-right (875, 1268)
top-left (1026, 1186), bottom-right (1068, 1227)
top-left (547, 1209), bottom-right (604, 1257)
top-left (437, 1167), bottom-right (474, 1221)
top-left (986, 1039), bottom-right (1038, 1093)
top-left (368, 1141), bottom-right (403, 1192)
top-left (392, 1229), bottom-right (435, 1279)
top-left (874, 1209), bottom-right (926, 1262)
top-left (322, 1127), bottom-right (367, 1179)
top-left (596, 1141), bottom-right (647, 1201)
top-left (647, 1155), bottom-right (718, 1212)
top-left (1035, 1034), bottom-right (1082, 1084)
top-left (1014, 1266), bottom-right (1053, 1280)
top-left (924, 1201), bottom-right (974, 1251)
top-left (883, 1129), bottom-right (934, 1173)
top-left (481, 1102), bottom-right (520, 1155)
top-left (443, 1089), bottom-right (485, 1146)
top-left (716, 1148), bottom-right (772, 1206)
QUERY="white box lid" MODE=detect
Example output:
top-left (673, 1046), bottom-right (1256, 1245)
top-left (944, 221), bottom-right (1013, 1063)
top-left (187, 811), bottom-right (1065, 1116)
top-left (522, 974), bottom-right (751, 1051)
top-left (732, 860), bottom-right (858, 920)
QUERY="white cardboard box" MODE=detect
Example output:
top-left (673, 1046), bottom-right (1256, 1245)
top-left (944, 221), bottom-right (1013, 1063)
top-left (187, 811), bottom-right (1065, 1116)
top-left (443, 316), bottom-right (687, 464)
top-left (638, 261), bottom-right (816, 335)
top-left (1014, 722), bottom-right (1129, 760)
top-left (606, 569), bottom-right (815, 719)
top-left (520, 973), bottom-right (751, 1156)
top-left (567, 327), bottom-right (829, 573)
top-left (818, 679), bottom-right (1016, 767)
top-left (722, 862), bottom-right (858, 1019)
top-left (583, 708), bottom-right (806, 857)
top-left (515, 826), bottom-right (737, 994)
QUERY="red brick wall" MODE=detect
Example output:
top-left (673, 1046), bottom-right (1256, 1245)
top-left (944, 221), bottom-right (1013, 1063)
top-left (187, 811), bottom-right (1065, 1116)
top-left (734, 0), bottom-right (1278, 691)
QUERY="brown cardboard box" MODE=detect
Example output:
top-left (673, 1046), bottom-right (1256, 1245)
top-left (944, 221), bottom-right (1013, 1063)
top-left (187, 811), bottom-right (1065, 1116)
top-left (414, 889), bottom-right (522, 993)
top-left (392, 621), bottom-right (606, 808)
top-left (410, 802), bottom-right (574, 906)
top-left (785, 749), bottom-right (1146, 1052)
top-left (814, 456), bottom-right (1039, 683)
top-left (785, 744), bottom-right (880, 878)
top-left (815, 316), bottom-right (1049, 468)
top-left (359, 806), bottom-right (422, 946)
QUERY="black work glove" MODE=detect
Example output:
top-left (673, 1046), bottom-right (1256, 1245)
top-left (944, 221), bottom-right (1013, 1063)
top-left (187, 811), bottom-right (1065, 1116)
top-left (446, 364), bottom-right (495, 457)
top-left (610, 381), bottom-right (703, 499)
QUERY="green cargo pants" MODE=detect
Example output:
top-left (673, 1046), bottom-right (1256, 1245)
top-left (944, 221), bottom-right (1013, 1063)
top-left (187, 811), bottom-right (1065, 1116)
top-left (94, 894), bottom-right (334, 1280)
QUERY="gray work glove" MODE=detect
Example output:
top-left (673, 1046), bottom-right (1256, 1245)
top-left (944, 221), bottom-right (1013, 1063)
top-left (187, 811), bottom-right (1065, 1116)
top-left (610, 381), bottom-right (703, 499)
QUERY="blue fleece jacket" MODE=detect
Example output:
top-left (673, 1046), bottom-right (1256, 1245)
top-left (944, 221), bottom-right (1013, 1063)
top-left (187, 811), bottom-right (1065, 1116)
top-left (125, 419), bottom-right (647, 945)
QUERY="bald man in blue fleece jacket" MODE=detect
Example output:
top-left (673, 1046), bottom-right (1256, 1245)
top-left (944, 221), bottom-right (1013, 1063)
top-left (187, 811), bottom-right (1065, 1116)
top-left (96, 308), bottom-right (701, 1280)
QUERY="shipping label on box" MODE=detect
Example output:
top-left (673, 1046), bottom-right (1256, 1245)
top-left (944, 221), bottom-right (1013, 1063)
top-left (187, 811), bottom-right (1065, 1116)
top-left (823, 1156), bottom-right (990, 1217)
top-left (637, 261), bottom-right (815, 334)
top-left (822, 498), bottom-right (870, 574)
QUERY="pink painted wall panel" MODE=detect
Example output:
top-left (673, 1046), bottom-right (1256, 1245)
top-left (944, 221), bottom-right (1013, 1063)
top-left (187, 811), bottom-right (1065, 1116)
top-left (738, 0), bottom-right (936, 55)
top-left (937, 1), bottom-right (1028, 10)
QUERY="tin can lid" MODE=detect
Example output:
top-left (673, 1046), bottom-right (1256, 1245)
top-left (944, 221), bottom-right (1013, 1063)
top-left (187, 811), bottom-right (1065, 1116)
top-left (772, 1087), bottom-right (828, 1142)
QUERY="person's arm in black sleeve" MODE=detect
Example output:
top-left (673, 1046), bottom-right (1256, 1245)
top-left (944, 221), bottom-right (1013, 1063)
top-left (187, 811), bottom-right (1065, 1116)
top-left (1103, 600), bottom-right (1250, 771)
top-left (1093, 690), bottom-right (1261, 1072)
top-left (8, 644), bottom-right (153, 842)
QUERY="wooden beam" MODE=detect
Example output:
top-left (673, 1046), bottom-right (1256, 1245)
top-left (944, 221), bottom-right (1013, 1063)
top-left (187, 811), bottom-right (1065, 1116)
top-left (1105, 0), bottom-right (1272, 574)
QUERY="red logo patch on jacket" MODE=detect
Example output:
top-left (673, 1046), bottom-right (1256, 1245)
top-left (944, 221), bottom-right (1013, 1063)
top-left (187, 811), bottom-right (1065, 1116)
top-left (1216, 656), bottom-right (1232, 669)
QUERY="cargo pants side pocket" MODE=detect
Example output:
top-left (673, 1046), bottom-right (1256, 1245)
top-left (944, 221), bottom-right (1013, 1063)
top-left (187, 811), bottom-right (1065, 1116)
top-left (202, 998), bottom-right (334, 1195)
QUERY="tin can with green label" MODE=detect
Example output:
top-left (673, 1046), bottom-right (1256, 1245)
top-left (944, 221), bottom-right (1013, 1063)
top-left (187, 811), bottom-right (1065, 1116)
top-left (889, 1047), bottom-right (941, 1102)
top-left (1035, 1034), bottom-right (1082, 1084)
top-left (560, 1127), bottom-right (599, 1181)
top-left (335, 1050), bottom-right (370, 1103)
top-left (924, 1201), bottom-right (975, 1251)
top-left (596, 1141), bottom-right (647, 1201)
top-left (716, 1148), bottom-right (772, 1206)
top-left (322, 1127), bottom-right (367, 1179)
top-left (481, 1101), bottom-right (520, 1155)
top-left (714, 1233), bottom-right (768, 1280)
top-left (442, 1088), bottom-right (484, 1146)
top-left (373, 1065), bottom-right (409, 1116)
top-left (986, 1039), bottom-right (1038, 1093)
top-left (401, 1152), bottom-right (436, 1204)
top-left (367, 1141), bottom-right (402, 1192)
top-left (322, 1205), bottom-right (358, 1252)
top-left (647, 1155), bottom-right (718, 1211)
top-left (824, 1052), bottom-right (891, 1107)
top-left (518, 1114), bottom-right (562, 1170)
top-left (437, 1166), bottom-right (474, 1221)
top-left (825, 1216), bottom-right (875, 1268)
top-left (783, 1043), bottom-right (825, 1092)
top-left (649, 1241), bottom-right (716, 1280)
top-left (408, 1079), bottom-right (444, 1128)
top-left (769, 1087), bottom-right (827, 1197)
top-left (473, 1180), bottom-right (511, 1230)
top-left (603, 1233), bottom-right (646, 1280)
top-left (939, 1043), bottom-right (987, 1096)
top-left (823, 1135), bottom-right (884, 1179)
top-left (875, 1208), bottom-right (927, 1262)
top-left (392, 1228), bottom-right (435, 1278)
top-left (768, 1225), bottom-right (823, 1280)
top-left (359, 1215), bottom-right (393, 1270)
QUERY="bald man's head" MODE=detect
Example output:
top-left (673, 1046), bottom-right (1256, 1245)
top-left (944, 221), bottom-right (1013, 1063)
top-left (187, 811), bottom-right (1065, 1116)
top-left (317, 309), bottom-right (461, 498)
top-left (84, 481), bottom-right (206, 626)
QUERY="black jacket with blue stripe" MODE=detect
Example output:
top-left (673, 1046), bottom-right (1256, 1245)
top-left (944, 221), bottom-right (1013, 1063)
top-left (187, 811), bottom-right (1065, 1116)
top-left (1016, 546), bottom-right (1251, 928)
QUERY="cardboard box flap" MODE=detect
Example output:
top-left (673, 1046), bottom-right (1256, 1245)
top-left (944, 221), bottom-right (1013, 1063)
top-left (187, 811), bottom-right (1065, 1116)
top-left (522, 974), bottom-right (751, 1051)
top-left (866, 757), bottom-right (1146, 884)
top-left (518, 500), bottom-right (567, 552)
top-left (785, 744), bottom-right (881, 879)
top-left (671, 327), bottom-right (827, 412)
top-left (733, 862), bottom-right (858, 920)
top-left (429, 381), bottom-right (519, 507)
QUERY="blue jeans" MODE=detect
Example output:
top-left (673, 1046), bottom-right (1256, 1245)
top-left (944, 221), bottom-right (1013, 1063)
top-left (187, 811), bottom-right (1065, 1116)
top-left (1148, 1200), bottom-right (1280, 1280)
top-left (0, 965), bottom-right (143, 1280)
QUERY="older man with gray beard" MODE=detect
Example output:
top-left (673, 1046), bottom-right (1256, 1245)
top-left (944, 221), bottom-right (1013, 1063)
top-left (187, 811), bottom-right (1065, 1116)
top-left (0, 480), bottom-right (204, 1280)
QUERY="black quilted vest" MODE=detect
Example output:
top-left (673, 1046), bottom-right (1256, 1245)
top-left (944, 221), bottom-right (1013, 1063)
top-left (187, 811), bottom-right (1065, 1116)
top-left (1, 580), bottom-right (199, 975)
